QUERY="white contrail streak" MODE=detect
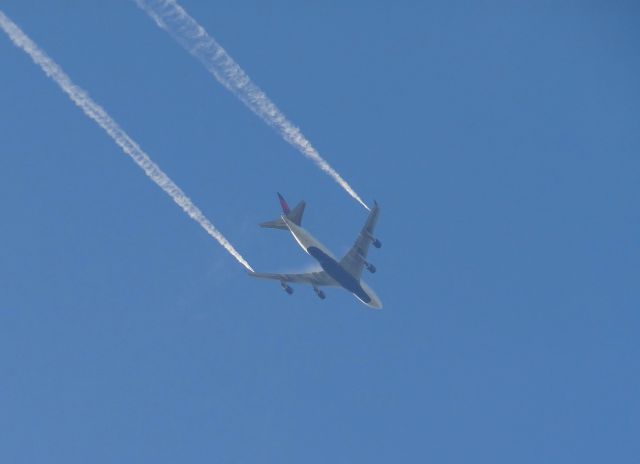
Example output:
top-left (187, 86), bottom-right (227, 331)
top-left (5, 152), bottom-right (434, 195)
top-left (0, 10), bottom-right (254, 272)
top-left (134, 0), bottom-right (370, 211)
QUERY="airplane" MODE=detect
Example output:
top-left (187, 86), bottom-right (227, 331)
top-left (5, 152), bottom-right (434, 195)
top-left (248, 193), bottom-right (383, 309)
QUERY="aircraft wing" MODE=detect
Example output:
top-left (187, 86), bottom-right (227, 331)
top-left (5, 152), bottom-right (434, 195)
top-left (339, 202), bottom-right (381, 279)
top-left (248, 270), bottom-right (339, 286)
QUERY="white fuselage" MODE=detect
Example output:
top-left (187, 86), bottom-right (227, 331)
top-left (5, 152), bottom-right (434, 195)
top-left (282, 216), bottom-right (382, 309)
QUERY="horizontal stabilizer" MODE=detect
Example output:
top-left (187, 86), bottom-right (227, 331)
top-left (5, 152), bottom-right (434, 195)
top-left (259, 218), bottom-right (289, 230)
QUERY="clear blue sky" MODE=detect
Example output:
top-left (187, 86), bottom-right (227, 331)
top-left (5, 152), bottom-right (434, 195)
top-left (1, 1), bottom-right (638, 462)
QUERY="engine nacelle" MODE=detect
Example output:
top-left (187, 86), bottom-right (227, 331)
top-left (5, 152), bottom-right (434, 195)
top-left (365, 231), bottom-right (382, 248)
top-left (366, 263), bottom-right (377, 273)
top-left (313, 287), bottom-right (326, 299)
top-left (280, 281), bottom-right (294, 295)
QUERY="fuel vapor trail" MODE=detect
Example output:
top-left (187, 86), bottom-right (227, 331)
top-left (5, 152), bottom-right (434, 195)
top-left (0, 10), bottom-right (254, 272)
top-left (135, 0), bottom-right (370, 210)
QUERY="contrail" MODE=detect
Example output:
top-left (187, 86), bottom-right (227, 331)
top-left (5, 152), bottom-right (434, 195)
top-left (0, 10), bottom-right (254, 272)
top-left (134, 0), bottom-right (370, 211)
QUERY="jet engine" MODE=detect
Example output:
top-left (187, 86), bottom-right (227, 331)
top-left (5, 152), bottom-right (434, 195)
top-left (280, 281), bottom-right (294, 295)
top-left (313, 286), bottom-right (326, 300)
top-left (365, 231), bottom-right (382, 248)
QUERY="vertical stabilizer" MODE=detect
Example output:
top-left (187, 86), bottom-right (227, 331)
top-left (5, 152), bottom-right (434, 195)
top-left (260, 193), bottom-right (305, 230)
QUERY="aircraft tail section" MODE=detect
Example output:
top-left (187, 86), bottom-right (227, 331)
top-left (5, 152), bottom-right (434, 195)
top-left (260, 192), bottom-right (305, 230)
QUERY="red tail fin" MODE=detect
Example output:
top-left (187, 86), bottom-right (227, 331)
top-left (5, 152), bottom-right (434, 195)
top-left (260, 193), bottom-right (305, 229)
top-left (277, 192), bottom-right (290, 214)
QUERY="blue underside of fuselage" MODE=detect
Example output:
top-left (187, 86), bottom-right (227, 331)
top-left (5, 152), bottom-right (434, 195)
top-left (307, 247), bottom-right (371, 304)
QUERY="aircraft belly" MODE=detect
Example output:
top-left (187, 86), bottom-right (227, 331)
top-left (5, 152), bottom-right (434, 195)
top-left (307, 247), bottom-right (372, 304)
top-left (283, 217), bottom-right (336, 259)
top-left (281, 215), bottom-right (381, 308)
